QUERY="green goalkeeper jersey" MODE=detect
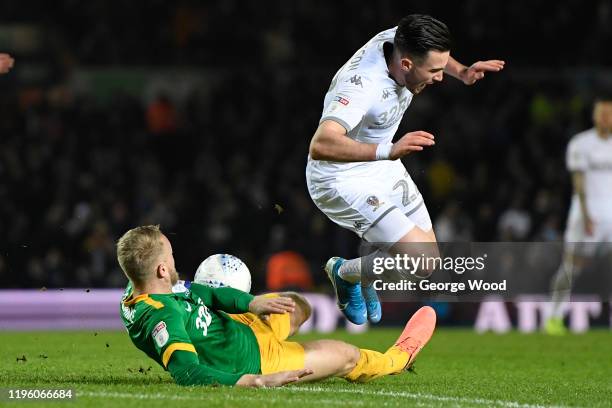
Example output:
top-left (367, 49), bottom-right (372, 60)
top-left (120, 282), bottom-right (260, 385)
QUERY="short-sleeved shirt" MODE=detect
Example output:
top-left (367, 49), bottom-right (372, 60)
top-left (566, 128), bottom-right (612, 222)
top-left (308, 27), bottom-right (414, 183)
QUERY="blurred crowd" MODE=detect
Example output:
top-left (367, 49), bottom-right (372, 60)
top-left (2, 0), bottom-right (610, 67)
top-left (1, 1), bottom-right (610, 289)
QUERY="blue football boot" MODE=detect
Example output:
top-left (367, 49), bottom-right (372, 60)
top-left (362, 284), bottom-right (382, 323)
top-left (325, 257), bottom-right (367, 325)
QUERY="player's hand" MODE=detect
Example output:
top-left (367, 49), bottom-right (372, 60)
top-left (390, 131), bottom-right (435, 160)
top-left (584, 216), bottom-right (594, 236)
top-left (248, 295), bottom-right (295, 317)
top-left (460, 60), bottom-right (505, 85)
top-left (0, 53), bottom-right (15, 74)
top-left (236, 368), bottom-right (313, 387)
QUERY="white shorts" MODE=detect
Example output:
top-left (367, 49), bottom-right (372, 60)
top-left (564, 203), bottom-right (612, 255)
top-left (306, 160), bottom-right (432, 245)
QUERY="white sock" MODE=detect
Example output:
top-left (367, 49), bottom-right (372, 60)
top-left (338, 258), bottom-right (361, 284)
top-left (550, 259), bottom-right (575, 319)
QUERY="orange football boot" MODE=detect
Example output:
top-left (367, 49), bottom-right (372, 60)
top-left (391, 306), bottom-right (437, 369)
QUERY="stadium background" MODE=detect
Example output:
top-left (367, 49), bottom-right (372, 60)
top-left (1, 1), bottom-right (611, 328)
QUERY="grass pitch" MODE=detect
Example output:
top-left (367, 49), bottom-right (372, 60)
top-left (1, 328), bottom-right (611, 407)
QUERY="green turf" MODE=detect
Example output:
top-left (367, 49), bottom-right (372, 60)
top-left (1, 328), bottom-right (610, 407)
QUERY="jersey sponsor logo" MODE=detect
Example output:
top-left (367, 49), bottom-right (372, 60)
top-left (152, 321), bottom-right (169, 348)
top-left (367, 195), bottom-right (385, 211)
top-left (348, 75), bottom-right (363, 88)
top-left (334, 96), bottom-right (350, 106)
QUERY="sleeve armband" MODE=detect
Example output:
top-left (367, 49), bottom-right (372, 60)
top-left (162, 342), bottom-right (197, 367)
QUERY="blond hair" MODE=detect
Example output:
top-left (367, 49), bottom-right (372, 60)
top-left (116, 225), bottom-right (164, 285)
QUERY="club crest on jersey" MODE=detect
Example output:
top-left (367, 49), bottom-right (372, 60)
top-left (334, 96), bottom-right (350, 106)
top-left (366, 195), bottom-right (384, 211)
top-left (152, 321), bottom-right (169, 347)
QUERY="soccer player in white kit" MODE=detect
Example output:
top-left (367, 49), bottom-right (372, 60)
top-left (545, 96), bottom-right (612, 335)
top-left (306, 14), bottom-right (504, 325)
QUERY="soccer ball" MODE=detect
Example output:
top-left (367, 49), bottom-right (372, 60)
top-left (194, 254), bottom-right (252, 293)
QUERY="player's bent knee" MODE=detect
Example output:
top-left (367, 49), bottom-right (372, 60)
top-left (280, 292), bottom-right (312, 334)
top-left (392, 227), bottom-right (439, 278)
top-left (302, 340), bottom-right (360, 378)
top-left (280, 292), bottom-right (312, 322)
top-left (339, 343), bottom-right (361, 375)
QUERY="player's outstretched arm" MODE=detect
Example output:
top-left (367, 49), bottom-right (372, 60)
top-left (444, 55), bottom-right (504, 85)
top-left (168, 350), bottom-right (245, 386)
top-left (169, 349), bottom-right (313, 387)
top-left (248, 295), bottom-right (295, 317)
top-left (236, 369), bottom-right (313, 387)
top-left (310, 120), bottom-right (434, 162)
top-left (190, 283), bottom-right (255, 313)
top-left (190, 283), bottom-right (296, 315)
top-left (0, 53), bottom-right (15, 74)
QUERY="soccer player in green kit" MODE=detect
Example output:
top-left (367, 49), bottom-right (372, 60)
top-left (118, 225), bottom-right (436, 387)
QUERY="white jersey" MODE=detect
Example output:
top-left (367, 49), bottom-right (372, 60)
top-left (307, 27), bottom-right (413, 183)
top-left (566, 128), bottom-right (612, 223)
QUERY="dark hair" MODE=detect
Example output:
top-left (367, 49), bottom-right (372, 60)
top-left (394, 14), bottom-right (452, 60)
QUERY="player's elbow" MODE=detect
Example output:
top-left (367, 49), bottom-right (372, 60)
top-left (170, 369), bottom-right (194, 386)
top-left (310, 121), bottom-right (347, 160)
top-left (309, 138), bottom-right (326, 160)
top-left (169, 365), bottom-right (220, 387)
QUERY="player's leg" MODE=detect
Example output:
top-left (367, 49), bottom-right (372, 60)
top-left (278, 291), bottom-right (312, 336)
top-left (299, 339), bottom-right (408, 382)
top-left (546, 248), bottom-right (581, 335)
top-left (230, 292), bottom-right (311, 340)
top-left (307, 176), bottom-right (370, 324)
top-left (324, 256), bottom-right (367, 324)
top-left (324, 205), bottom-right (435, 324)
top-left (311, 182), bottom-right (381, 325)
top-left (375, 166), bottom-right (439, 278)
top-left (358, 204), bottom-right (437, 323)
top-left (545, 211), bottom-right (594, 335)
top-left (253, 292), bottom-right (312, 339)
top-left (309, 168), bottom-right (434, 324)
top-left (336, 170), bottom-right (434, 284)
top-left (299, 339), bottom-right (361, 381)
top-left (246, 298), bottom-right (411, 382)
top-left (298, 306), bottom-right (436, 383)
top-left (334, 169), bottom-right (437, 323)
top-left (388, 203), bottom-right (439, 278)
